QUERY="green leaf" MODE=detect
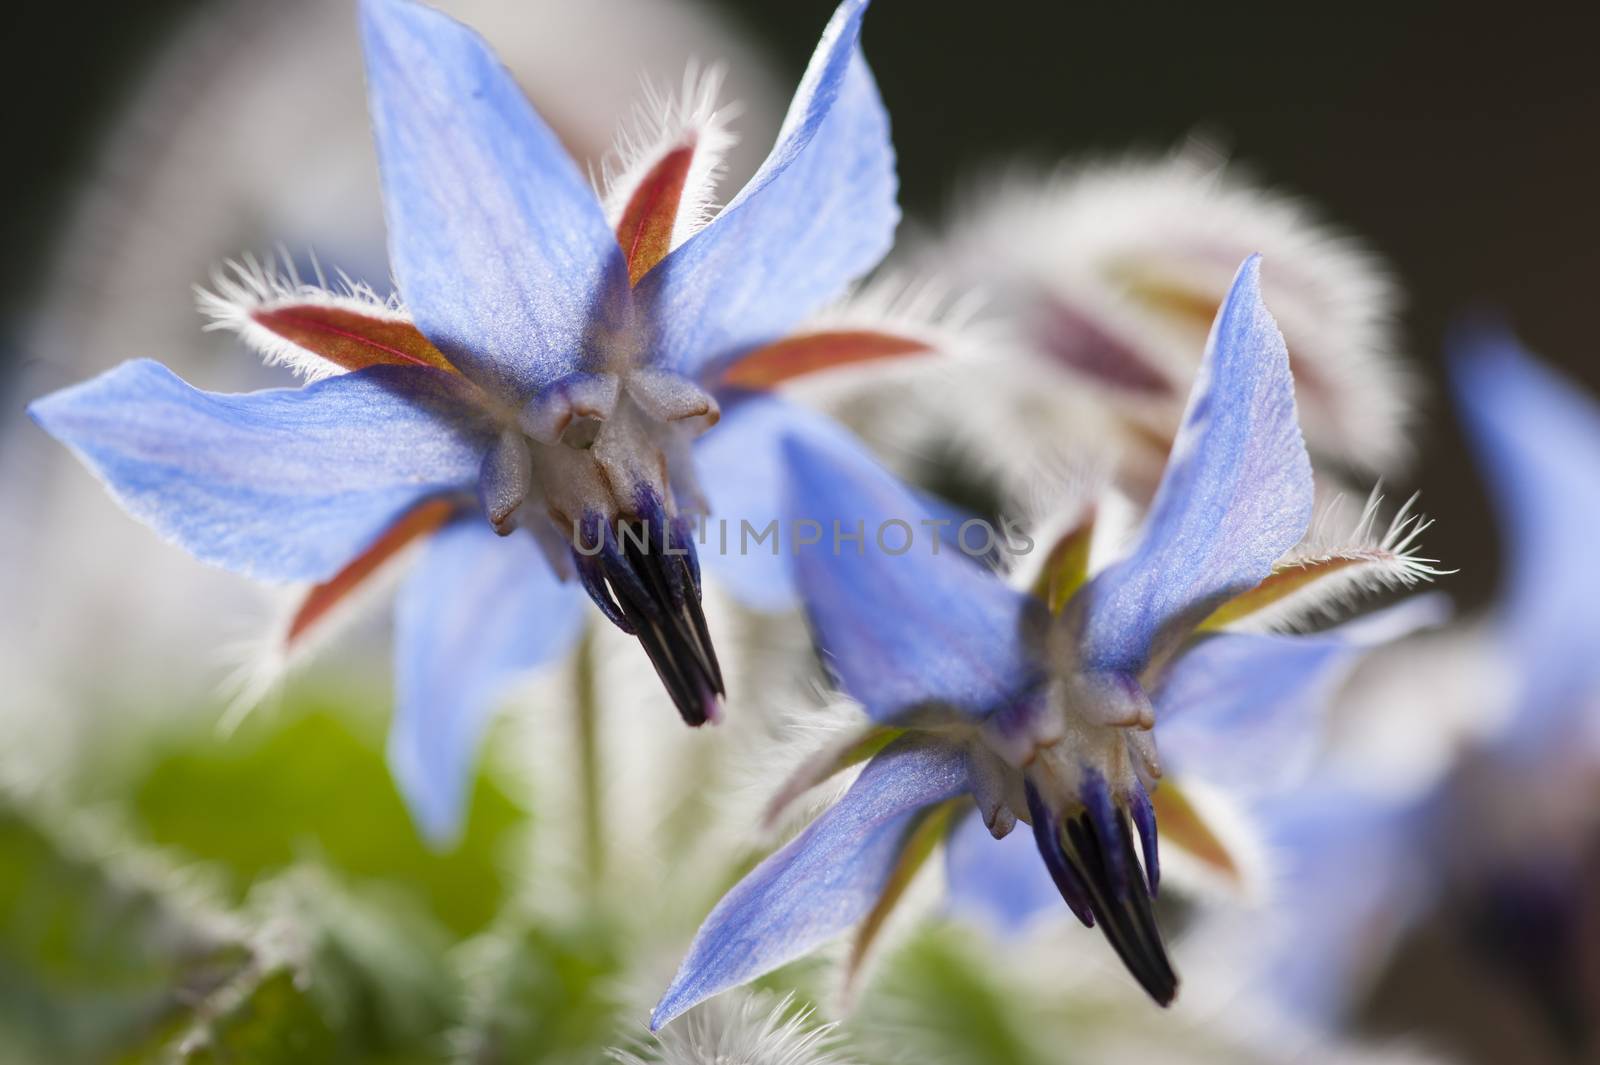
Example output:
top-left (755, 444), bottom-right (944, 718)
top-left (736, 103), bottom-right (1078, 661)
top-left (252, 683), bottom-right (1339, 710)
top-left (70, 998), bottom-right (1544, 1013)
top-left (125, 691), bottom-right (522, 938)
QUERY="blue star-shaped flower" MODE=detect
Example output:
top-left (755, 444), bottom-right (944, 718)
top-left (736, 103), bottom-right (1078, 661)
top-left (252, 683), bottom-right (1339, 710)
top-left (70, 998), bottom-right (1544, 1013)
top-left (29, 0), bottom-right (910, 844)
top-left (653, 257), bottom-right (1441, 1024)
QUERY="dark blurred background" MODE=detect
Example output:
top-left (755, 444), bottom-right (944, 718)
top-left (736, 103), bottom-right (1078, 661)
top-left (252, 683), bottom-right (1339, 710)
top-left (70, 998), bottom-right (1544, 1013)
top-left (4, 0), bottom-right (1598, 607)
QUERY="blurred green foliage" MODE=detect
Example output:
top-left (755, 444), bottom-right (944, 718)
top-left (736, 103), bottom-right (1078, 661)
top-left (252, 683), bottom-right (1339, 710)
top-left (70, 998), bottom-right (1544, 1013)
top-left (852, 924), bottom-right (1049, 1065)
top-left (126, 695), bottom-right (520, 938)
top-left (0, 678), bottom-right (1058, 1065)
top-left (461, 918), bottom-right (626, 1065)
top-left (0, 806), bottom-right (248, 1062)
top-left (0, 686), bottom-right (508, 1063)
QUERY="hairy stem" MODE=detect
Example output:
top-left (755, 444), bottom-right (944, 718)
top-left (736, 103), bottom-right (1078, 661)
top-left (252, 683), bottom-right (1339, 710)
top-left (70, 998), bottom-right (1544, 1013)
top-left (574, 628), bottom-right (604, 885)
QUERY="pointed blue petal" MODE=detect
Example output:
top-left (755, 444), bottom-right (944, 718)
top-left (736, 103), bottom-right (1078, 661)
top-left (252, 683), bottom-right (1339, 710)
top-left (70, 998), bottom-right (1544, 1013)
top-left (1451, 327), bottom-right (1600, 744)
top-left (693, 393), bottom-right (874, 612)
top-left (638, 0), bottom-right (897, 381)
top-left (390, 518), bottom-right (585, 845)
top-left (652, 736), bottom-right (968, 1028)
top-left (944, 812), bottom-right (1061, 935)
top-left (1155, 596), bottom-right (1450, 797)
top-left (360, 0), bottom-right (628, 402)
top-left (782, 434), bottom-right (1046, 722)
top-left (27, 359), bottom-right (492, 582)
top-left (1077, 256), bottom-right (1315, 674)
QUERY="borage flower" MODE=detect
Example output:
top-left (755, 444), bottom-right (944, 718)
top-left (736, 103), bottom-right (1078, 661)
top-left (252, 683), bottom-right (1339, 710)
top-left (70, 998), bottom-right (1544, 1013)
top-left (28, 0), bottom-right (930, 843)
top-left (653, 257), bottom-right (1442, 1026)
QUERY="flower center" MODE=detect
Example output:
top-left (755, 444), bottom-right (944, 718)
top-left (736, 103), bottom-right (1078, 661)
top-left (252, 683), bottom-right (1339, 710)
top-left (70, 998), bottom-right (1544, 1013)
top-left (474, 372), bottom-right (725, 725)
top-left (977, 667), bottom-right (1177, 1005)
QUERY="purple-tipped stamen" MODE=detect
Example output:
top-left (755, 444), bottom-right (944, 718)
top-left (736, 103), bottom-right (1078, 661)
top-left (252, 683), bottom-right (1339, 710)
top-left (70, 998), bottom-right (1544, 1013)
top-left (570, 501), bottom-right (725, 726)
top-left (1024, 780), bottom-right (1097, 928)
top-left (1128, 784), bottom-right (1160, 895)
top-left (1026, 773), bottom-right (1178, 1006)
top-left (573, 513), bottom-right (633, 633)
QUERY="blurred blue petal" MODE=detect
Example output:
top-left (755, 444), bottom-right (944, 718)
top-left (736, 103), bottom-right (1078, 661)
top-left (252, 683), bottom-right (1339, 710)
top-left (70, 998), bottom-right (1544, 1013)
top-left (944, 812), bottom-right (1061, 935)
top-left (1156, 597), bottom-right (1449, 797)
top-left (782, 435), bottom-right (1046, 721)
top-left (638, 0), bottom-right (898, 380)
top-left (694, 392), bottom-right (876, 612)
top-left (27, 359), bottom-right (491, 582)
top-left (390, 518), bottom-right (585, 846)
top-left (361, 0), bottom-right (628, 402)
top-left (1451, 327), bottom-right (1600, 747)
top-left (1258, 787), bottom-right (1431, 1024)
top-left (653, 736), bottom-right (968, 1028)
top-left (1077, 256), bottom-right (1315, 674)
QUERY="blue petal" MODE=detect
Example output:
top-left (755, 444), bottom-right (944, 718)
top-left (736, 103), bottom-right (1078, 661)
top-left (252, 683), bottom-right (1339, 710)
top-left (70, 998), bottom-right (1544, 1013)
top-left (27, 359), bottom-right (492, 582)
top-left (1451, 326), bottom-right (1600, 746)
top-left (782, 434), bottom-right (1047, 722)
top-left (1255, 787), bottom-right (1431, 1024)
top-left (360, 0), bottom-right (628, 403)
top-left (1155, 596), bottom-right (1450, 797)
top-left (652, 736), bottom-right (968, 1029)
top-left (1076, 256), bottom-right (1315, 674)
top-left (944, 812), bottom-right (1061, 935)
top-left (693, 393), bottom-right (877, 612)
top-left (390, 518), bottom-right (585, 845)
top-left (638, 0), bottom-right (898, 381)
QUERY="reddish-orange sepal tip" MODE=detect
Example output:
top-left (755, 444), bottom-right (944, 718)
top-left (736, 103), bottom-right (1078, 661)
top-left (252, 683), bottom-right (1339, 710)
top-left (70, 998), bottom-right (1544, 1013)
top-left (719, 330), bottom-right (933, 391)
top-left (1150, 783), bottom-right (1240, 885)
top-left (286, 498), bottom-right (458, 648)
top-left (616, 143), bottom-right (696, 286)
top-left (252, 304), bottom-right (458, 375)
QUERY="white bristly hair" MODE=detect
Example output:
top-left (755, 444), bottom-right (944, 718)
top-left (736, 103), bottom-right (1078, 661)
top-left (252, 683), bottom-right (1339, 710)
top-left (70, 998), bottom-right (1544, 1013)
top-left (777, 271), bottom-right (1027, 508)
top-left (194, 251), bottom-right (409, 383)
top-left (610, 991), bottom-right (857, 1065)
top-left (599, 61), bottom-right (741, 253)
top-left (211, 538), bottom-right (423, 738)
top-left (1222, 488), bottom-right (1450, 636)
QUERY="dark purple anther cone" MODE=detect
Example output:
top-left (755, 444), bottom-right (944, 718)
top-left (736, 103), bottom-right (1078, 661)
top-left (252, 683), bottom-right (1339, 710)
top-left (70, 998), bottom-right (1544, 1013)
top-left (570, 495), bottom-right (724, 726)
top-left (1026, 774), bottom-right (1177, 1006)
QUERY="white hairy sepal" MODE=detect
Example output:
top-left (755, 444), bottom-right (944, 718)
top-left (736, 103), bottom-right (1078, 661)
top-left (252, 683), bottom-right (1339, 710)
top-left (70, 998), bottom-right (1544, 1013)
top-left (195, 253), bottom-right (407, 383)
top-left (937, 146), bottom-right (1414, 475)
top-left (599, 61), bottom-right (740, 252)
top-left (790, 272), bottom-right (991, 357)
top-left (775, 274), bottom-right (1009, 474)
top-left (610, 991), bottom-right (854, 1065)
top-left (1214, 489), bottom-right (1448, 635)
top-left (214, 547), bottom-right (420, 736)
